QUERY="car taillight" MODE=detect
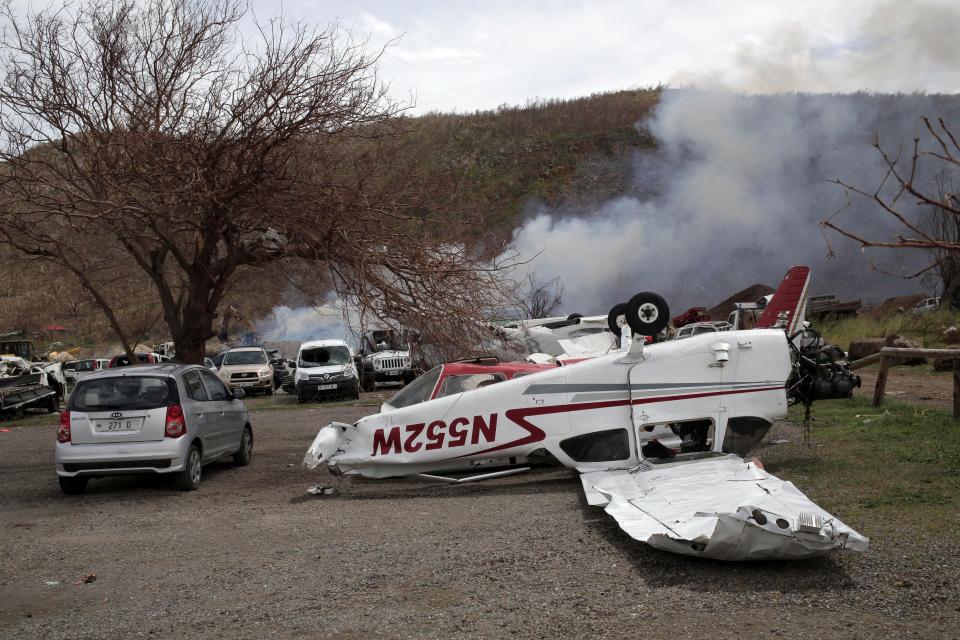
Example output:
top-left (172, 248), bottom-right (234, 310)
top-left (165, 404), bottom-right (186, 438)
top-left (57, 410), bottom-right (71, 443)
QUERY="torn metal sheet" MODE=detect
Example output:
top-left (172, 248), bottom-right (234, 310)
top-left (581, 455), bottom-right (869, 560)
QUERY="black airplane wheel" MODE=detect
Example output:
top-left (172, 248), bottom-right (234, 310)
top-left (625, 292), bottom-right (670, 337)
top-left (607, 302), bottom-right (628, 338)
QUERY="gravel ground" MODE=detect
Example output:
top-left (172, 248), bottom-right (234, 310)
top-left (1, 400), bottom-right (959, 639)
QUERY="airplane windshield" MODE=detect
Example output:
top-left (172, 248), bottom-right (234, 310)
top-left (387, 366), bottom-right (442, 409)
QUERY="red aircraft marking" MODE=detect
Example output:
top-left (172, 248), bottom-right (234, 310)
top-left (449, 385), bottom-right (784, 459)
top-left (758, 265), bottom-right (810, 330)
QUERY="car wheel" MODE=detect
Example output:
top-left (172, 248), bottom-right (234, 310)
top-left (45, 394), bottom-right (59, 414)
top-left (266, 385), bottom-right (275, 396)
top-left (296, 385), bottom-right (305, 404)
top-left (175, 445), bottom-right (202, 491)
top-left (58, 476), bottom-right (88, 495)
top-left (233, 427), bottom-right (253, 466)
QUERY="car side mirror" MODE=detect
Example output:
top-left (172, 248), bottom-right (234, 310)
top-left (289, 361), bottom-right (297, 369)
top-left (232, 388), bottom-right (246, 400)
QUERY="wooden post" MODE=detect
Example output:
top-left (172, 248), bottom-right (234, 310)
top-left (954, 359), bottom-right (960, 419)
top-left (872, 355), bottom-right (890, 408)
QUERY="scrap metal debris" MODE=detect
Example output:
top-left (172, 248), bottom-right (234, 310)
top-left (307, 485), bottom-right (337, 496)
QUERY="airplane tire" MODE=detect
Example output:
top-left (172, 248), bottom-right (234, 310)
top-left (607, 303), bottom-right (628, 338)
top-left (625, 292), bottom-right (670, 337)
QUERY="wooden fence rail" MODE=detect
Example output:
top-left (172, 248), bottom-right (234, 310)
top-left (857, 347), bottom-right (960, 417)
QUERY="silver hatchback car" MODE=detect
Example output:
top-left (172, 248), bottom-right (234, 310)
top-left (55, 364), bottom-right (253, 494)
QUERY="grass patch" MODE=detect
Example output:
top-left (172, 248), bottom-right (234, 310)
top-left (0, 411), bottom-right (58, 429)
top-left (764, 396), bottom-right (960, 540)
top-left (820, 308), bottom-right (960, 351)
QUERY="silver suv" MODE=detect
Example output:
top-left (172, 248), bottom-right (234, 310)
top-left (55, 364), bottom-right (253, 494)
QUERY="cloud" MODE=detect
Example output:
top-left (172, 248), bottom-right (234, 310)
top-left (320, 0), bottom-right (960, 113)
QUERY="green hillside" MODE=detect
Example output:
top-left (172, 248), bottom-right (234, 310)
top-left (407, 88), bottom-right (661, 229)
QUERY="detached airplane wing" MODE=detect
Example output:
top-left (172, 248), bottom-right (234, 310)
top-left (757, 265), bottom-right (810, 333)
top-left (581, 455), bottom-right (868, 561)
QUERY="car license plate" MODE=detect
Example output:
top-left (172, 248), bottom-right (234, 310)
top-left (94, 418), bottom-right (144, 433)
top-left (318, 384), bottom-right (337, 390)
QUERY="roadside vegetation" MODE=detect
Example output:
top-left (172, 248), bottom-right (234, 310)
top-left (820, 308), bottom-right (960, 352)
top-left (768, 397), bottom-right (960, 542)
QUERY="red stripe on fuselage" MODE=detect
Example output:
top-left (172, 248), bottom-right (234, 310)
top-left (449, 385), bottom-right (784, 458)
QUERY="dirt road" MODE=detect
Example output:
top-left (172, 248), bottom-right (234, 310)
top-left (1, 402), bottom-right (958, 639)
top-left (856, 366), bottom-right (955, 410)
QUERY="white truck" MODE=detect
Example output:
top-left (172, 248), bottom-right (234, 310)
top-left (357, 329), bottom-right (416, 392)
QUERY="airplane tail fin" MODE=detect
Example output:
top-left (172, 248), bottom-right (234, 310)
top-left (757, 265), bottom-right (810, 334)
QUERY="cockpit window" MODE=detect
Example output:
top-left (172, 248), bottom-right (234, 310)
top-left (560, 429), bottom-right (630, 462)
top-left (387, 366), bottom-right (442, 409)
top-left (438, 373), bottom-right (504, 397)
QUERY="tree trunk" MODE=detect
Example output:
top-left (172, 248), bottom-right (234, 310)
top-left (174, 328), bottom-right (210, 365)
top-left (942, 256), bottom-right (960, 311)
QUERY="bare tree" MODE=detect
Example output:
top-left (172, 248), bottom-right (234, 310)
top-left (521, 274), bottom-right (564, 319)
top-left (823, 117), bottom-right (960, 308)
top-left (0, 0), bottom-right (519, 362)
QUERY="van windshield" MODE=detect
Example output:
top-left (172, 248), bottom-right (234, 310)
top-left (71, 376), bottom-right (177, 411)
top-left (300, 346), bottom-right (351, 367)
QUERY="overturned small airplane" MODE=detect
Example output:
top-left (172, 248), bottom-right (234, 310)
top-left (305, 272), bottom-right (866, 561)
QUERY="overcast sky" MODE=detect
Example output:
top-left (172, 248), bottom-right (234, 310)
top-left (252, 0), bottom-right (960, 113)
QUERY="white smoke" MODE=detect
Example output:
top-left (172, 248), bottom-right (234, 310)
top-left (511, 91), bottom-right (960, 315)
top-left (258, 304), bottom-right (352, 343)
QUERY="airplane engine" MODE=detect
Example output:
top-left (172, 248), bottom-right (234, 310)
top-left (788, 330), bottom-right (862, 405)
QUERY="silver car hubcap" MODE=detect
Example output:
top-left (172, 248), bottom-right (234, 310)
top-left (243, 433), bottom-right (251, 459)
top-left (190, 451), bottom-right (201, 485)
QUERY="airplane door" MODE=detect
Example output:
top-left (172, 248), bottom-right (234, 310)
top-left (715, 332), bottom-right (791, 451)
top-left (628, 343), bottom-right (725, 456)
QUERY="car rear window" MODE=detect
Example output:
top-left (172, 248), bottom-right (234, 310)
top-left (70, 376), bottom-right (179, 411)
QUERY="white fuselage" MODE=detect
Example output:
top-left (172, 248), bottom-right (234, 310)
top-left (306, 330), bottom-right (792, 477)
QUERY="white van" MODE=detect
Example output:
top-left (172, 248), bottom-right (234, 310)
top-left (293, 340), bottom-right (359, 403)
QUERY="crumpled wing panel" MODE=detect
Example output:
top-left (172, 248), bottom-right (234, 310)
top-left (581, 455), bottom-right (869, 561)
